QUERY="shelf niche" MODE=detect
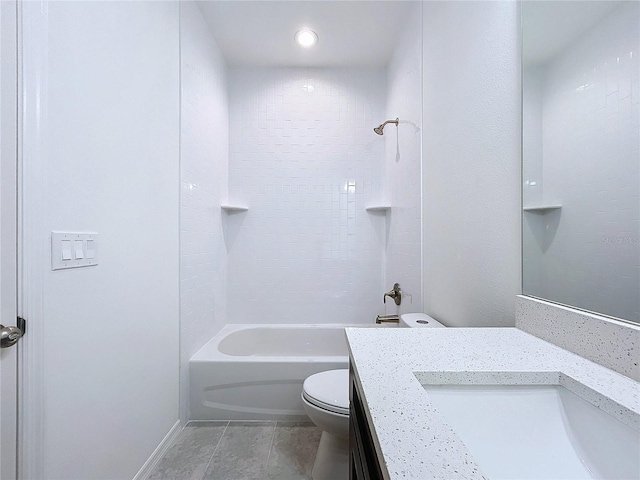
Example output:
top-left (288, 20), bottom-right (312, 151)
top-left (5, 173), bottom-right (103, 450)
top-left (365, 205), bottom-right (391, 212)
top-left (221, 204), bottom-right (248, 213)
top-left (523, 205), bottom-right (562, 214)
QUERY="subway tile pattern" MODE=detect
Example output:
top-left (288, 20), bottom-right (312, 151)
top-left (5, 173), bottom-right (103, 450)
top-left (180, 3), bottom-right (229, 420)
top-left (523, 3), bottom-right (640, 322)
top-left (148, 421), bottom-right (321, 480)
top-left (384, 7), bottom-right (423, 316)
top-left (227, 68), bottom-right (386, 324)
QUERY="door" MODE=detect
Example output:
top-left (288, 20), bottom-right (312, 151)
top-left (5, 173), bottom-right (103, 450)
top-left (0, 2), bottom-right (20, 479)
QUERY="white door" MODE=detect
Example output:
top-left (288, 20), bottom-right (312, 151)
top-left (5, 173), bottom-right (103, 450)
top-left (0, 2), bottom-right (20, 479)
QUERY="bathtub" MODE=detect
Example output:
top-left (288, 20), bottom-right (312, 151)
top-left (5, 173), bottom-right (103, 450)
top-left (189, 323), bottom-right (390, 420)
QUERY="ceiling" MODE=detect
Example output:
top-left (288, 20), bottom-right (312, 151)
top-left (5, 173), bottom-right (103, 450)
top-left (522, 1), bottom-right (620, 66)
top-left (196, 1), bottom-right (417, 68)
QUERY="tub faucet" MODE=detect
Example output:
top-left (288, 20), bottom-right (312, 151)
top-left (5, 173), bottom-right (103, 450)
top-left (383, 283), bottom-right (402, 305)
top-left (376, 314), bottom-right (399, 324)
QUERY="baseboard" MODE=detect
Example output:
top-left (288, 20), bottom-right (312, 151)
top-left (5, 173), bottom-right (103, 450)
top-left (132, 420), bottom-right (182, 480)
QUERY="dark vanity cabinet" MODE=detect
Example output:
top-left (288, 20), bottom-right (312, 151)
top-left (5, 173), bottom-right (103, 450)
top-left (349, 364), bottom-right (384, 480)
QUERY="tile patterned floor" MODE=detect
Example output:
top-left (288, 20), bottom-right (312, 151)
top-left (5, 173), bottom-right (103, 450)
top-left (148, 421), bottom-right (322, 480)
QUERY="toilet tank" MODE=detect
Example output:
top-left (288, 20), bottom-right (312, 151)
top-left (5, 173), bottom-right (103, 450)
top-left (399, 313), bottom-right (446, 328)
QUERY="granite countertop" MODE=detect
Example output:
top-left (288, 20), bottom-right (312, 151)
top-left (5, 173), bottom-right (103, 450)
top-left (345, 327), bottom-right (640, 479)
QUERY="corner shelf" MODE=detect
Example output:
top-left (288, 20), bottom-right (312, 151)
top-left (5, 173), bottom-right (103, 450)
top-left (523, 205), bottom-right (561, 213)
top-left (365, 205), bottom-right (391, 212)
top-left (221, 204), bottom-right (248, 213)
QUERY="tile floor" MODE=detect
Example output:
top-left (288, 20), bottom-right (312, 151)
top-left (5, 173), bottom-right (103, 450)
top-left (148, 421), bottom-right (322, 480)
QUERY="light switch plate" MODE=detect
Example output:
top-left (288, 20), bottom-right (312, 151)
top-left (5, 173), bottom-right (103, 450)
top-left (51, 232), bottom-right (98, 270)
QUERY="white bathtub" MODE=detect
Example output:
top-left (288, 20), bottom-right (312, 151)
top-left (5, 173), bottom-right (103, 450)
top-left (189, 323), bottom-right (390, 420)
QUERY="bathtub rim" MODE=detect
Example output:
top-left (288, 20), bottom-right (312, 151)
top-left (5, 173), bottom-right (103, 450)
top-left (190, 323), bottom-right (373, 363)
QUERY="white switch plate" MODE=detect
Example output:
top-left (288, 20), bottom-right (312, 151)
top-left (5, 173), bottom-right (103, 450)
top-left (51, 232), bottom-right (98, 270)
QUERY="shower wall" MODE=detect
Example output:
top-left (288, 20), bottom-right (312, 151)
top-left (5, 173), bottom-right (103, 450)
top-left (522, 66), bottom-right (544, 294)
top-left (227, 68), bottom-right (386, 324)
top-left (525, 2), bottom-right (640, 321)
top-left (179, 2), bottom-right (229, 421)
top-left (384, 4), bottom-right (424, 315)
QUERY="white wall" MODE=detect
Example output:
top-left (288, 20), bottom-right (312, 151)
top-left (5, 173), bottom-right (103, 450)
top-left (179, 2), bottom-right (228, 422)
top-left (522, 66), bottom-right (544, 297)
top-left (384, 4), bottom-right (423, 315)
top-left (422, 1), bottom-right (522, 327)
top-left (528, 2), bottom-right (639, 322)
top-left (34, 2), bottom-right (180, 478)
top-left (522, 67), bottom-right (544, 208)
top-left (227, 68), bottom-right (386, 324)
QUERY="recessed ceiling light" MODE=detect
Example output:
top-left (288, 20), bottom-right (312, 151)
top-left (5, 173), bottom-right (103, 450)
top-left (295, 29), bottom-right (318, 48)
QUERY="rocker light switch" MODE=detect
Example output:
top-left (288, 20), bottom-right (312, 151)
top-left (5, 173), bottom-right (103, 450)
top-left (51, 232), bottom-right (99, 270)
top-left (61, 241), bottom-right (72, 260)
top-left (74, 240), bottom-right (84, 259)
top-left (86, 240), bottom-right (95, 259)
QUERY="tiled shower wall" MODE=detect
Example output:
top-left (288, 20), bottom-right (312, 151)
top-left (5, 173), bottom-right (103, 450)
top-left (523, 2), bottom-right (640, 322)
top-left (384, 4), bottom-right (423, 316)
top-left (227, 68), bottom-right (386, 324)
top-left (522, 66), bottom-right (544, 294)
top-left (180, 3), bottom-right (228, 420)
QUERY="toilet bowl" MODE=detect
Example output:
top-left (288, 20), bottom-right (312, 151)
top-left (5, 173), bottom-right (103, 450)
top-left (301, 369), bottom-right (350, 480)
top-left (302, 315), bottom-right (446, 479)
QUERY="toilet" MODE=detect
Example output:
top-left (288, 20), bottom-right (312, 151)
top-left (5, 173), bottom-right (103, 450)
top-left (398, 312), bottom-right (447, 329)
top-left (302, 313), bottom-right (445, 479)
top-left (301, 369), bottom-right (350, 480)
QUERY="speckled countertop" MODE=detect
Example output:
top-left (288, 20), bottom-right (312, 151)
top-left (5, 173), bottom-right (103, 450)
top-left (345, 327), bottom-right (640, 480)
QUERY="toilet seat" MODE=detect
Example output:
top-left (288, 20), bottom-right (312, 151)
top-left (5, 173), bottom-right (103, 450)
top-left (302, 369), bottom-right (349, 416)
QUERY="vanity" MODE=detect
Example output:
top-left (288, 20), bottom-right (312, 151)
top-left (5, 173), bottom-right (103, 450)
top-left (346, 323), bottom-right (640, 479)
top-left (347, 1), bottom-right (640, 476)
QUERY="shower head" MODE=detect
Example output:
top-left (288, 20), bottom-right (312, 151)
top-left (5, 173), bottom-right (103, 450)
top-left (373, 118), bottom-right (399, 135)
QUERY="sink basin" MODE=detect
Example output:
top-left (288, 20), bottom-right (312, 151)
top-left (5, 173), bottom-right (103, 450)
top-left (424, 384), bottom-right (640, 479)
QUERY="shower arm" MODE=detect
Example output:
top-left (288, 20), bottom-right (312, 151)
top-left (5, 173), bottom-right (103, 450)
top-left (373, 118), bottom-right (399, 135)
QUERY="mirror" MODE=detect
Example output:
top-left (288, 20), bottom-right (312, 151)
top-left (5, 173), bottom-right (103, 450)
top-left (522, 1), bottom-right (639, 324)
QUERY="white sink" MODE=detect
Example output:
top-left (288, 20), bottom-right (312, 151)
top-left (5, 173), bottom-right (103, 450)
top-left (424, 384), bottom-right (640, 479)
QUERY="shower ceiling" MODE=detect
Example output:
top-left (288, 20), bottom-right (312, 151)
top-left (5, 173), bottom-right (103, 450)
top-left (522, 1), bottom-right (618, 66)
top-left (196, 1), bottom-right (416, 67)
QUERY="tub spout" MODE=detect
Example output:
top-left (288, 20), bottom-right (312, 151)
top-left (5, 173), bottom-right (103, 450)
top-left (376, 314), bottom-right (399, 324)
top-left (383, 283), bottom-right (402, 305)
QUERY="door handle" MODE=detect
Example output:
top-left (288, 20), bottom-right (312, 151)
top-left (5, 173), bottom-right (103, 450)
top-left (0, 324), bottom-right (23, 348)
